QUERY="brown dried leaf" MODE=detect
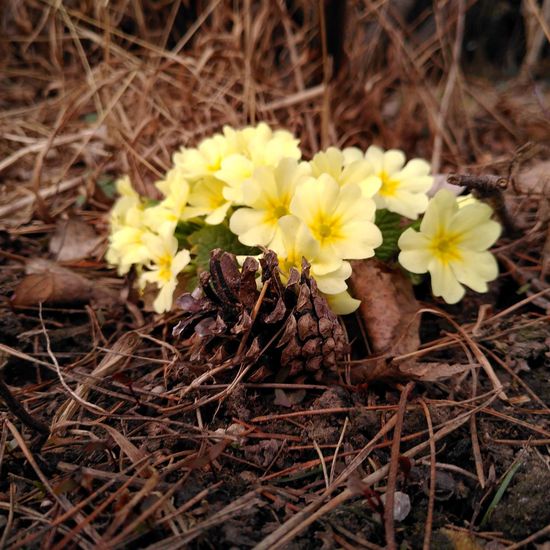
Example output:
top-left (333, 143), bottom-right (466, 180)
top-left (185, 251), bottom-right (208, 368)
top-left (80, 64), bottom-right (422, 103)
top-left (397, 362), bottom-right (475, 381)
top-left (274, 388), bottom-right (306, 407)
top-left (349, 258), bottom-right (420, 356)
top-left (11, 272), bottom-right (55, 306)
top-left (516, 160), bottom-right (550, 194)
top-left (49, 218), bottom-right (102, 262)
top-left (12, 258), bottom-right (117, 307)
top-left (348, 258), bottom-right (421, 384)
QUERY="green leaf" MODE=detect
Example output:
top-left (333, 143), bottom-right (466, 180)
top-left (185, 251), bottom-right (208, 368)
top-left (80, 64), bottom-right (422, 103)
top-left (187, 223), bottom-right (259, 274)
top-left (374, 209), bottom-right (405, 261)
top-left (408, 272), bottom-right (425, 286)
top-left (174, 220), bottom-right (202, 246)
top-left (97, 176), bottom-right (117, 199)
top-left (84, 112), bottom-right (98, 123)
top-left (374, 209), bottom-right (422, 261)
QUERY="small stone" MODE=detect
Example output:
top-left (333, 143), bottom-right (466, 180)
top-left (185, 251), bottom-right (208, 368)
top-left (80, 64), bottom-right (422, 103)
top-left (380, 491), bottom-right (411, 522)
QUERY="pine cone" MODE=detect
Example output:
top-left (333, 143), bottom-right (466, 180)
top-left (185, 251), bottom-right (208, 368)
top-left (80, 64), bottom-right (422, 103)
top-left (172, 249), bottom-right (348, 382)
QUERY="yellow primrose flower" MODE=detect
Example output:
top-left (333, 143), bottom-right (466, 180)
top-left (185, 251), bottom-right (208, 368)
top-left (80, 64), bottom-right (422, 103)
top-left (229, 159), bottom-right (311, 249)
top-left (360, 145), bottom-right (433, 219)
top-left (274, 215), bottom-right (353, 296)
top-left (309, 147), bottom-right (381, 198)
top-left (289, 175), bottom-right (382, 267)
top-left (172, 133), bottom-right (234, 180)
top-left (249, 125), bottom-right (301, 167)
top-left (109, 176), bottom-right (143, 231)
top-left (139, 231), bottom-right (191, 313)
top-left (106, 177), bottom-right (150, 275)
top-left (217, 123), bottom-right (301, 204)
top-left (457, 194), bottom-right (477, 208)
top-left (144, 167), bottom-right (192, 234)
top-left (224, 122), bottom-right (301, 166)
top-left (187, 176), bottom-right (232, 225)
top-left (107, 220), bottom-right (153, 275)
top-left (325, 290), bottom-right (361, 315)
top-left (398, 189), bottom-right (501, 304)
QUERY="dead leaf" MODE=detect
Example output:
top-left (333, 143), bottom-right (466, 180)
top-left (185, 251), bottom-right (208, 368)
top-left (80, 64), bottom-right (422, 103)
top-left (397, 362), bottom-right (476, 381)
top-left (438, 528), bottom-right (484, 550)
top-left (274, 388), bottom-right (306, 407)
top-left (349, 258), bottom-right (420, 356)
top-left (12, 258), bottom-right (118, 307)
top-left (515, 160), bottom-right (550, 194)
top-left (183, 439), bottom-right (230, 470)
top-left (11, 272), bottom-right (55, 306)
top-left (49, 218), bottom-right (102, 262)
top-left (101, 424), bottom-right (151, 472)
top-left (348, 258), bottom-right (422, 384)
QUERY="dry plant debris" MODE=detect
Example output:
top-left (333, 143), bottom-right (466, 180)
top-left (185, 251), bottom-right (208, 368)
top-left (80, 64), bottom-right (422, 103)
top-left (0, 1), bottom-right (549, 549)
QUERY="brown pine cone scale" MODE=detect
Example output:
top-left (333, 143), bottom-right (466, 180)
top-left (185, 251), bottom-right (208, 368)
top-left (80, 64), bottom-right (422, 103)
top-left (173, 249), bottom-right (348, 382)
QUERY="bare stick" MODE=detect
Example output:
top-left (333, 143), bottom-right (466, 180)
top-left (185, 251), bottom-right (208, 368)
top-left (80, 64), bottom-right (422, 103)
top-left (431, 0), bottom-right (465, 174)
top-left (384, 382), bottom-right (414, 550)
top-left (0, 375), bottom-right (50, 436)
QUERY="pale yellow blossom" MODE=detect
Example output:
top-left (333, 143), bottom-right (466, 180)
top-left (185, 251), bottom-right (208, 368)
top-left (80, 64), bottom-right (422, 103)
top-left (139, 230), bottom-right (191, 313)
top-left (325, 290), bottom-right (361, 315)
top-left (217, 123), bottom-right (301, 204)
top-left (172, 133), bottom-right (234, 180)
top-left (106, 177), bottom-right (150, 273)
top-left (398, 189), bottom-right (501, 303)
top-left (144, 167), bottom-right (192, 234)
top-left (109, 176), bottom-right (143, 231)
top-left (289, 175), bottom-right (382, 267)
top-left (361, 145), bottom-right (433, 219)
top-left (106, 215), bottom-right (153, 275)
top-left (187, 176), bottom-right (232, 225)
top-left (274, 215), bottom-right (353, 297)
top-left (229, 159), bottom-right (311, 249)
top-left (310, 147), bottom-right (381, 198)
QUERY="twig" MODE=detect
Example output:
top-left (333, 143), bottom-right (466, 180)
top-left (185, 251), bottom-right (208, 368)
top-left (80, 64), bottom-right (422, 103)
top-left (0, 483), bottom-right (16, 550)
top-left (446, 173), bottom-right (508, 192)
top-left (329, 416), bottom-right (349, 485)
top-left (318, 0), bottom-right (331, 149)
top-left (469, 367), bottom-right (486, 488)
top-left (447, 173), bottom-right (520, 235)
top-left (505, 523), bottom-right (550, 550)
top-left (431, 0), bottom-right (465, 174)
top-left (384, 382), bottom-right (414, 550)
top-left (313, 439), bottom-right (330, 490)
top-left (0, 176), bottom-right (84, 219)
top-left (276, 0), bottom-right (318, 151)
top-left (0, 374), bottom-right (50, 437)
top-left (38, 303), bottom-right (107, 417)
top-left (418, 399), bottom-right (436, 550)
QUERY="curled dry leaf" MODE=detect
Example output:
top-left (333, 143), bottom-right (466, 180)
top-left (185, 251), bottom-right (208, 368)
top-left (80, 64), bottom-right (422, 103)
top-left (12, 258), bottom-right (118, 307)
top-left (49, 218), bottom-right (103, 262)
top-left (349, 258), bottom-right (420, 356)
top-left (397, 361), bottom-right (476, 382)
top-left (348, 258), bottom-right (421, 383)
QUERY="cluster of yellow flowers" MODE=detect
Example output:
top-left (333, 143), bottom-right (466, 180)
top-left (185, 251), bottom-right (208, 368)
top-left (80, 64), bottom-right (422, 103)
top-left (106, 123), bottom-right (501, 314)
